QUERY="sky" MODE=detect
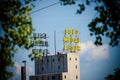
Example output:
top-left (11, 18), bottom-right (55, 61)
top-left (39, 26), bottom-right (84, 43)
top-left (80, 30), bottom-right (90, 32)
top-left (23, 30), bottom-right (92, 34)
top-left (10, 0), bottom-right (120, 80)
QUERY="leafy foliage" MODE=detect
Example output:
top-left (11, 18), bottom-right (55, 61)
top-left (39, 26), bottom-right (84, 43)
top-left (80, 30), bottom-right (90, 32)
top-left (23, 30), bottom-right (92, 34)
top-left (60, 0), bottom-right (76, 5)
top-left (105, 68), bottom-right (120, 80)
top-left (28, 39), bottom-right (43, 61)
top-left (29, 50), bottom-right (43, 61)
top-left (60, 0), bottom-right (120, 47)
top-left (0, 0), bottom-right (38, 79)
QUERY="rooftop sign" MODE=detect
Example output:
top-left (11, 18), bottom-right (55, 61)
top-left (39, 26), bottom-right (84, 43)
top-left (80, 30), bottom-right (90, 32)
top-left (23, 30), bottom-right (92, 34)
top-left (63, 28), bottom-right (81, 52)
top-left (32, 33), bottom-right (49, 56)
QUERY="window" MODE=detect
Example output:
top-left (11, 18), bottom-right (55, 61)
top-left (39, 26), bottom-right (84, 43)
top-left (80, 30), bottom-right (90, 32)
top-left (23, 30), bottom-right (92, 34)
top-left (42, 76), bottom-right (44, 80)
top-left (76, 75), bottom-right (78, 79)
top-left (58, 75), bottom-right (61, 79)
top-left (36, 77), bottom-right (38, 80)
top-left (41, 60), bottom-right (43, 63)
top-left (47, 76), bottom-right (49, 80)
top-left (58, 58), bottom-right (60, 61)
top-left (47, 59), bottom-right (49, 62)
top-left (53, 59), bottom-right (55, 62)
top-left (52, 76), bottom-right (55, 79)
top-left (42, 67), bottom-right (44, 71)
top-left (75, 58), bottom-right (77, 61)
top-left (64, 75), bottom-right (66, 79)
top-left (69, 57), bottom-right (71, 60)
top-left (37, 70), bottom-right (39, 74)
top-left (75, 65), bottom-right (77, 69)
top-left (58, 65), bottom-right (60, 70)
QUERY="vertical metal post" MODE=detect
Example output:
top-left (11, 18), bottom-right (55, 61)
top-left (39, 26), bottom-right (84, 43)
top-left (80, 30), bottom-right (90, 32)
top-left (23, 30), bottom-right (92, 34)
top-left (54, 30), bottom-right (56, 55)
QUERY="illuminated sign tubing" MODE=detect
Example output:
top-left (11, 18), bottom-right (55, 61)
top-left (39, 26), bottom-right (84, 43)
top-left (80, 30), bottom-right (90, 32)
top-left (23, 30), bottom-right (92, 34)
top-left (33, 40), bottom-right (48, 47)
top-left (63, 28), bottom-right (81, 52)
top-left (32, 33), bottom-right (49, 55)
top-left (65, 28), bottom-right (79, 35)
top-left (33, 33), bottom-right (47, 39)
top-left (63, 45), bottom-right (80, 51)
top-left (63, 37), bottom-right (80, 43)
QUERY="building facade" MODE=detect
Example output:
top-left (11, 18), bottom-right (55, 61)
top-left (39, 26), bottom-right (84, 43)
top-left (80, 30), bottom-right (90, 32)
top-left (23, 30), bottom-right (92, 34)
top-left (29, 53), bottom-right (80, 80)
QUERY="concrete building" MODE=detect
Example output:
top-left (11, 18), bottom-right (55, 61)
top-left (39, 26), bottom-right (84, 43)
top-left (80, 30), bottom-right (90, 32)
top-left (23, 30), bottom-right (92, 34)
top-left (29, 52), bottom-right (80, 80)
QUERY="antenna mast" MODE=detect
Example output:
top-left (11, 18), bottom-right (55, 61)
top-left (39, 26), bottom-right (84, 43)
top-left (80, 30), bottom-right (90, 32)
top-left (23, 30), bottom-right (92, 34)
top-left (54, 30), bottom-right (56, 55)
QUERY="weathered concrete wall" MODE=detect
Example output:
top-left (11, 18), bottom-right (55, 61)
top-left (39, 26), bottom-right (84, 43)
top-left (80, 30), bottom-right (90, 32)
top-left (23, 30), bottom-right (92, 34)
top-left (30, 53), bottom-right (80, 80)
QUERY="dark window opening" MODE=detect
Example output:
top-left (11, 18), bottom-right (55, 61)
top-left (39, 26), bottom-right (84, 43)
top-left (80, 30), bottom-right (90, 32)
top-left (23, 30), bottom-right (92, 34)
top-left (76, 65), bottom-right (77, 69)
top-left (53, 59), bottom-right (55, 62)
top-left (64, 75), bottom-right (66, 79)
top-left (69, 57), bottom-right (71, 60)
top-left (58, 75), bottom-right (61, 79)
top-left (47, 76), bottom-right (49, 80)
top-left (47, 59), bottom-right (49, 62)
top-left (76, 75), bottom-right (78, 79)
top-left (42, 60), bottom-right (43, 63)
top-left (58, 65), bottom-right (60, 70)
top-left (42, 67), bottom-right (44, 71)
top-left (37, 70), bottom-right (39, 74)
top-left (75, 58), bottom-right (77, 61)
top-left (42, 76), bottom-right (44, 80)
top-left (52, 76), bottom-right (56, 79)
top-left (58, 58), bottom-right (60, 61)
top-left (36, 77), bottom-right (38, 80)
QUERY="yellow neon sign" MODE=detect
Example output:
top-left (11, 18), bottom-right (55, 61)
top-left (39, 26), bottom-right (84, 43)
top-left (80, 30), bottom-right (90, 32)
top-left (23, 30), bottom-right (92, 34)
top-left (65, 28), bottom-right (78, 35)
top-left (63, 37), bottom-right (67, 42)
top-left (65, 28), bottom-right (69, 34)
top-left (75, 29), bottom-right (79, 35)
top-left (63, 28), bottom-right (81, 52)
top-left (63, 45), bottom-right (67, 51)
top-left (63, 37), bottom-right (80, 43)
top-left (63, 45), bottom-right (81, 51)
top-left (77, 45), bottom-right (80, 51)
